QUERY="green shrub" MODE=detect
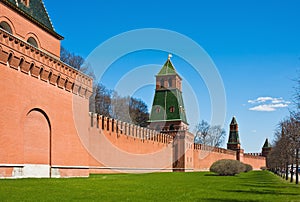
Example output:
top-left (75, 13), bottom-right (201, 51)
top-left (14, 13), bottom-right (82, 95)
top-left (244, 164), bottom-right (253, 172)
top-left (210, 159), bottom-right (246, 176)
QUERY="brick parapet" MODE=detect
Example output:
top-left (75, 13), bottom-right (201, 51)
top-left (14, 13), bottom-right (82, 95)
top-left (194, 143), bottom-right (236, 155)
top-left (89, 113), bottom-right (173, 145)
top-left (244, 153), bottom-right (265, 160)
top-left (0, 29), bottom-right (93, 99)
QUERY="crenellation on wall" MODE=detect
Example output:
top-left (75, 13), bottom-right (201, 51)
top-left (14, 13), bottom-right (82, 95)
top-left (30, 63), bottom-right (40, 78)
top-left (0, 29), bottom-right (92, 99)
top-left (194, 143), bottom-right (236, 155)
top-left (8, 52), bottom-right (19, 69)
top-left (243, 154), bottom-right (266, 170)
top-left (243, 153), bottom-right (265, 159)
top-left (88, 113), bottom-right (174, 145)
top-left (57, 74), bottom-right (65, 89)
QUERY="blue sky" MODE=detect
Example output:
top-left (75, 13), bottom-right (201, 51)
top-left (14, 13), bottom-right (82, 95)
top-left (43, 0), bottom-right (300, 152)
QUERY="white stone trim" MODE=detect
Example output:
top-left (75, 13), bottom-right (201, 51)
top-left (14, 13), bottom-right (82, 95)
top-left (23, 164), bottom-right (50, 178)
top-left (51, 165), bottom-right (89, 169)
top-left (0, 164), bottom-right (24, 167)
top-left (89, 166), bottom-right (174, 171)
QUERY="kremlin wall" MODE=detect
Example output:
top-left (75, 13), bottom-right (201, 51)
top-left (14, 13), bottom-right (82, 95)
top-left (0, 0), bottom-right (268, 178)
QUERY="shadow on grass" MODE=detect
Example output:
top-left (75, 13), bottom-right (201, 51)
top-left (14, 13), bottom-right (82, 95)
top-left (225, 189), bottom-right (300, 196)
top-left (239, 183), bottom-right (298, 189)
top-left (204, 198), bottom-right (257, 202)
top-left (204, 173), bottom-right (219, 176)
top-left (204, 173), bottom-right (242, 177)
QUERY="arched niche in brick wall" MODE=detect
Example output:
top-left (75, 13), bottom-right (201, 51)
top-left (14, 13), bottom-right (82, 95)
top-left (23, 108), bottom-right (51, 172)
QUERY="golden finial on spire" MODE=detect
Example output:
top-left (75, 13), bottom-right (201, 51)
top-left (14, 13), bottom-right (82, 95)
top-left (168, 53), bottom-right (172, 60)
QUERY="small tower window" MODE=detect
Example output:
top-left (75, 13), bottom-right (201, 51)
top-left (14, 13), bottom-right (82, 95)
top-left (20, 0), bottom-right (30, 7)
top-left (27, 37), bottom-right (38, 48)
top-left (169, 106), bottom-right (175, 113)
top-left (160, 79), bottom-right (164, 88)
top-left (0, 21), bottom-right (12, 34)
top-left (155, 107), bottom-right (161, 113)
top-left (168, 78), bottom-right (172, 88)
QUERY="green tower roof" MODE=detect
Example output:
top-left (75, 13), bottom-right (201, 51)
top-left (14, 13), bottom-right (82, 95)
top-left (230, 116), bottom-right (237, 125)
top-left (2, 0), bottom-right (63, 39)
top-left (263, 138), bottom-right (272, 148)
top-left (149, 89), bottom-right (188, 124)
top-left (157, 58), bottom-right (176, 76)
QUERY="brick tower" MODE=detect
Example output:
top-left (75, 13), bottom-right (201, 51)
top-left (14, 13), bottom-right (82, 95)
top-left (227, 117), bottom-right (244, 161)
top-left (148, 55), bottom-right (192, 172)
top-left (0, 0), bottom-right (92, 178)
top-left (262, 138), bottom-right (272, 157)
top-left (148, 55), bottom-right (188, 134)
top-left (227, 116), bottom-right (241, 151)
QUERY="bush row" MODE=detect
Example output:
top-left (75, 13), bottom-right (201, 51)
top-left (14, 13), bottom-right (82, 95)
top-left (209, 159), bottom-right (253, 176)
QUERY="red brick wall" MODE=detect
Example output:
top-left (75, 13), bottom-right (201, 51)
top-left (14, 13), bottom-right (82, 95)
top-left (0, 61), bottom-right (91, 175)
top-left (88, 115), bottom-right (173, 173)
top-left (0, 167), bottom-right (13, 178)
top-left (0, 19), bottom-right (92, 177)
top-left (243, 154), bottom-right (266, 170)
top-left (193, 145), bottom-right (237, 171)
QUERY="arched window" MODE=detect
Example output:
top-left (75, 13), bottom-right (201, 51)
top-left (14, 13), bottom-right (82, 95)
top-left (155, 107), bottom-right (161, 113)
top-left (20, 0), bottom-right (30, 7)
top-left (160, 79), bottom-right (164, 88)
top-left (27, 37), bottom-right (38, 48)
top-left (168, 78), bottom-right (172, 88)
top-left (0, 21), bottom-right (12, 34)
top-left (169, 124), bottom-right (175, 131)
top-left (169, 106), bottom-right (175, 113)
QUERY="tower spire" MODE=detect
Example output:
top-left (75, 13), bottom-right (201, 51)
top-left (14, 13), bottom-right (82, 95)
top-left (262, 138), bottom-right (272, 157)
top-left (227, 116), bottom-right (241, 151)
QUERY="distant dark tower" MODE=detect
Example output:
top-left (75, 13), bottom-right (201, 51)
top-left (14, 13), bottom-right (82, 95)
top-left (227, 117), bottom-right (241, 151)
top-left (262, 138), bottom-right (272, 157)
top-left (148, 55), bottom-right (188, 134)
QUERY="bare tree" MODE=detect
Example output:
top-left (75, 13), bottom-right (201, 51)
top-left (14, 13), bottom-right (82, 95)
top-left (60, 47), bottom-right (84, 70)
top-left (110, 94), bottom-right (149, 127)
top-left (129, 98), bottom-right (149, 127)
top-left (111, 94), bottom-right (131, 123)
top-left (61, 47), bottom-right (150, 128)
top-left (269, 117), bottom-right (300, 183)
top-left (92, 83), bottom-right (113, 117)
top-left (60, 46), bottom-right (95, 78)
top-left (194, 120), bottom-right (226, 147)
top-left (269, 72), bottom-right (300, 184)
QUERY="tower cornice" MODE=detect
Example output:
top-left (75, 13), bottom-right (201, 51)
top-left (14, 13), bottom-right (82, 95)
top-left (0, 0), bottom-right (63, 40)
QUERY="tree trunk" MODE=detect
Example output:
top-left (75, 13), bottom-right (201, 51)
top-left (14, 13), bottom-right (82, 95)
top-left (290, 164), bottom-right (294, 183)
top-left (296, 148), bottom-right (299, 184)
top-left (286, 162), bottom-right (289, 181)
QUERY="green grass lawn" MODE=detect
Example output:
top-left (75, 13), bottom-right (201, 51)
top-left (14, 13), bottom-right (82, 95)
top-left (0, 171), bottom-right (299, 201)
